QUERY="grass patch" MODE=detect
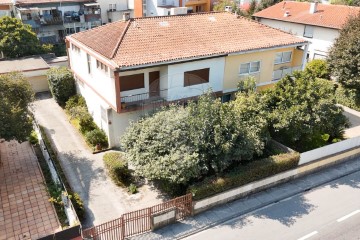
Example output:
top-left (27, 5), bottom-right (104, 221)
top-left (103, 152), bottom-right (131, 187)
top-left (188, 152), bottom-right (300, 200)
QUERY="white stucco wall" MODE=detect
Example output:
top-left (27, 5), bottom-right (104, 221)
top-left (97, 0), bottom-right (129, 23)
top-left (259, 18), bottom-right (339, 59)
top-left (69, 45), bottom-right (117, 109)
top-left (167, 57), bottom-right (225, 101)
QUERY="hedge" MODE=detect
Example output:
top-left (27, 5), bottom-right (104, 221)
top-left (103, 152), bottom-right (130, 186)
top-left (188, 152), bottom-right (300, 200)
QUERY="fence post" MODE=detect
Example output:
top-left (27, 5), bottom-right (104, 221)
top-left (121, 216), bottom-right (125, 240)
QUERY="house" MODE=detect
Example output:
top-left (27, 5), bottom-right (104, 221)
top-left (133, 0), bottom-right (211, 17)
top-left (15, 0), bottom-right (102, 43)
top-left (253, 1), bottom-right (360, 60)
top-left (66, 12), bottom-right (308, 146)
top-left (97, 0), bottom-right (134, 24)
top-left (0, 56), bottom-right (50, 92)
top-left (0, 0), bottom-right (15, 17)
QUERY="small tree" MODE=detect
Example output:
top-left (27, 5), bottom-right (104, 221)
top-left (0, 72), bottom-right (34, 142)
top-left (263, 71), bottom-right (349, 151)
top-left (304, 59), bottom-right (330, 79)
top-left (328, 13), bottom-right (360, 90)
top-left (0, 17), bottom-right (44, 58)
top-left (47, 67), bottom-right (76, 106)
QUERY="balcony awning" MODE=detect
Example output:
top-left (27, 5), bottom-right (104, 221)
top-left (17, 7), bottom-right (39, 11)
top-left (84, 3), bottom-right (100, 6)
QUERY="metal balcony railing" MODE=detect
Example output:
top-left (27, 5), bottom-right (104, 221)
top-left (120, 89), bottom-right (168, 110)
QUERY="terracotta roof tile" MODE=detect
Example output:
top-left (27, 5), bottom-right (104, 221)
top-left (0, 0), bottom-right (12, 5)
top-left (253, 1), bottom-right (360, 29)
top-left (16, 0), bottom-right (92, 4)
top-left (69, 12), bottom-right (307, 68)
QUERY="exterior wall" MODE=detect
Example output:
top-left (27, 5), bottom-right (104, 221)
top-left (27, 75), bottom-right (49, 92)
top-left (167, 57), bottom-right (225, 100)
top-left (97, 0), bottom-right (129, 23)
top-left (223, 47), bottom-right (303, 92)
top-left (69, 44), bottom-right (117, 109)
top-left (258, 18), bottom-right (339, 59)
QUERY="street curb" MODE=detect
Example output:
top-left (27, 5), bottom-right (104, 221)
top-left (174, 159), bottom-right (360, 239)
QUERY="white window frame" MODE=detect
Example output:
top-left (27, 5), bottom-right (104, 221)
top-left (239, 61), bottom-right (261, 75)
top-left (274, 51), bottom-right (292, 64)
top-left (109, 3), bottom-right (116, 11)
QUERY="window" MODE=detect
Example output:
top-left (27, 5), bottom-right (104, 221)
top-left (96, 60), bottom-right (109, 73)
top-left (71, 44), bottom-right (80, 53)
top-left (274, 51), bottom-right (292, 64)
top-left (87, 54), bottom-right (91, 74)
top-left (121, 73), bottom-right (145, 91)
top-left (239, 61), bottom-right (260, 75)
top-left (109, 3), bottom-right (116, 11)
top-left (184, 68), bottom-right (210, 87)
top-left (221, 94), bottom-right (232, 103)
top-left (303, 25), bottom-right (314, 38)
top-left (272, 67), bottom-right (293, 81)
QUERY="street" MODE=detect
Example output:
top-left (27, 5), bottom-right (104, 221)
top-left (185, 170), bottom-right (360, 240)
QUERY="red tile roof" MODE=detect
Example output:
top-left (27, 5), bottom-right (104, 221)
top-left (253, 1), bottom-right (360, 30)
top-left (0, 0), bottom-right (12, 5)
top-left (69, 12), bottom-right (307, 69)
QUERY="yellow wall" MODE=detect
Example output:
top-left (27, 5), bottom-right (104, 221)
top-left (223, 47), bottom-right (304, 91)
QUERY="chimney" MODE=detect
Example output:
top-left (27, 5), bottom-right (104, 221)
top-left (284, 11), bottom-right (290, 17)
top-left (123, 12), bottom-right (130, 21)
top-left (309, 1), bottom-right (318, 14)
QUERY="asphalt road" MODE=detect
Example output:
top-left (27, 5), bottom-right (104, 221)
top-left (185, 170), bottom-right (360, 240)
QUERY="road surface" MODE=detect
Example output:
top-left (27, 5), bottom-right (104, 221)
top-left (185, 170), bottom-right (360, 240)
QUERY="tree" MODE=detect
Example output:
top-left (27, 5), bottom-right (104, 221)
top-left (0, 17), bottom-right (44, 58)
top-left (304, 59), bottom-right (330, 79)
top-left (263, 71), bottom-right (349, 151)
top-left (47, 67), bottom-right (76, 106)
top-left (0, 72), bottom-right (34, 142)
top-left (328, 13), bottom-right (360, 90)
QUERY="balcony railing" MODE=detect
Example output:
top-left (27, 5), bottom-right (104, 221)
top-left (120, 89), bottom-right (168, 111)
top-left (272, 66), bottom-right (301, 81)
top-left (84, 13), bottom-right (101, 22)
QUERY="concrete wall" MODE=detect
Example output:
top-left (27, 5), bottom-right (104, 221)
top-left (97, 0), bottom-right (129, 23)
top-left (258, 18), bottom-right (339, 59)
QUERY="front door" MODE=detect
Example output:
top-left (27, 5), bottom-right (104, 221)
top-left (149, 71), bottom-right (160, 97)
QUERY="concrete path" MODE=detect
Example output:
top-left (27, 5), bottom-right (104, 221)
top-left (131, 157), bottom-right (360, 240)
top-left (32, 93), bottom-right (164, 228)
top-left (342, 105), bottom-right (360, 138)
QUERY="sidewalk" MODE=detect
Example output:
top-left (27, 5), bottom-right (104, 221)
top-left (131, 157), bottom-right (360, 240)
top-left (32, 93), bottom-right (164, 227)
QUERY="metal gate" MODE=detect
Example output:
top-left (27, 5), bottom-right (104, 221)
top-left (81, 193), bottom-right (192, 240)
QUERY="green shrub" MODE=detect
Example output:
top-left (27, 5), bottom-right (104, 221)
top-left (128, 183), bottom-right (137, 194)
top-left (70, 192), bottom-right (85, 220)
top-left (304, 59), bottom-right (330, 79)
top-left (103, 152), bottom-right (130, 186)
top-left (65, 95), bottom-right (87, 112)
top-left (335, 85), bottom-right (360, 111)
top-left (47, 67), bottom-right (76, 107)
top-left (69, 106), bottom-right (97, 134)
top-left (85, 129), bottom-right (108, 149)
top-left (28, 130), bottom-right (38, 145)
top-left (188, 152), bottom-right (300, 200)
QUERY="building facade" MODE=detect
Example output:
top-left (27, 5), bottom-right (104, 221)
top-left (66, 12), bottom-right (308, 146)
top-left (253, 1), bottom-right (360, 60)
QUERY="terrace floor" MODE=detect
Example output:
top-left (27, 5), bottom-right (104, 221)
top-left (0, 140), bottom-right (61, 240)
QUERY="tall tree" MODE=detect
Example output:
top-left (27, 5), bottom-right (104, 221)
top-left (0, 17), bottom-right (43, 58)
top-left (328, 13), bottom-right (360, 90)
top-left (0, 72), bottom-right (34, 142)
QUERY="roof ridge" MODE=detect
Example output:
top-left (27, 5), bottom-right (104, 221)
top-left (130, 11), bottom-right (229, 21)
top-left (110, 20), bottom-right (131, 59)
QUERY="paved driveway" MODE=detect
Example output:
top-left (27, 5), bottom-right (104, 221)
top-left (32, 93), bottom-right (164, 227)
top-left (0, 140), bottom-right (60, 240)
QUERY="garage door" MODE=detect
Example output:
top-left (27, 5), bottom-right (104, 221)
top-left (27, 75), bottom-right (49, 93)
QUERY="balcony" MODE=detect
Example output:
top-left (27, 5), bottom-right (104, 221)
top-left (272, 66), bottom-right (302, 81)
top-left (40, 15), bottom-right (63, 25)
top-left (120, 89), bottom-right (168, 111)
top-left (84, 13), bottom-right (101, 22)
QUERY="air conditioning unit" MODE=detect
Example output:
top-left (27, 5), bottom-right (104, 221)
top-left (170, 7), bottom-right (187, 15)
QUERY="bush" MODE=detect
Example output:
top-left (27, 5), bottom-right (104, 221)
top-left (335, 85), bottom-right (360, 111)
top-left (188, 152), bottom-right (300, 200)
top-left (128, 184), bottom-right (137, 194)
top-left (304, 59), bottom-right (330, 79)
top-left (69, 106), bottom-right (97, 134)
top-left (28, 130), bottom-right (38, 145)
top-left (103, 152), bottom-right (130, 186)
top-left (70, 192), bottom-right (85, 220)
top-left (85, 129), bottom-right (108, 149)
top-left (65, 95), bottom-right (87, 112)
top-left (47, 67), bottom-right (76, 106)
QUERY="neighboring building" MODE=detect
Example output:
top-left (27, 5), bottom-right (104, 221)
top-left (97, 0), bottom-right (133, 23)
top-left (0, 0), bottom-right (15, 17)
top-left (253, 1), bottom-right (360, 60)
top-left (133, 0), bottom-right (210, 17)
top-left (0, 56), bottom-right (50, 92)
top-left (66, 12), bottom-right (307, 146)
top-left (42, 53), bottom-right (69, 67)
top-left (15, 0), bottom-right (102, 43)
